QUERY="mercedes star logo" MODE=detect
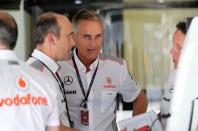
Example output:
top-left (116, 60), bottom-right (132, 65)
top-left (64, 76), bottom-right (73, 85)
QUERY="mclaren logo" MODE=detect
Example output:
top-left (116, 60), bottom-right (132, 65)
top-left (103, 77), bottom-right (116, 88)
top-left (106, 77), bottom-right (112, 84)
top-left (64, 76), bottom-right (73, 85)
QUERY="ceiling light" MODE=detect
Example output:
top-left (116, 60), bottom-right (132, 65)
top-left (74, 0), bottom-right (82, 4)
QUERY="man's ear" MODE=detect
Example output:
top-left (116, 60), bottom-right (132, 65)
top-left (46, 33), bottom-right (56, 45)
top-left (72, 33), bottom-right (78, 46)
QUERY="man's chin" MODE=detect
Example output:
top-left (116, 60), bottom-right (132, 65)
top-left (89, 55), bottom-right (98, 61)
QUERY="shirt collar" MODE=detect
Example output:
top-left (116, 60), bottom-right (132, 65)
top-left (31, 49), bottom-right (60, 73)
top-left (73, 48), bottom-right (99, 73)
top-left (0, 50), bottom-right (19, 61)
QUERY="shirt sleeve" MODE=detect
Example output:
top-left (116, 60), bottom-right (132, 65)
top-left (47, 103), bottom-right (60, 127)
top-left (60, 111), bottom-right (70, 127)
top-left (46, 81), bottom-right (60, 127)
top-left (118, 60), bottom-right (141, 102)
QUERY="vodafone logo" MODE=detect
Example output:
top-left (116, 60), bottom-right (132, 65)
top-left (0, 93), bottom-right (48, 107)
top-left (0, 75), bottom-right (49, 108)
top-left (16, 76), bottom-right (29, 92)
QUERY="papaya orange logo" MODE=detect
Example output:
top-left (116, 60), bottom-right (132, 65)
top-left (16, 76), bottom-right (29, 91)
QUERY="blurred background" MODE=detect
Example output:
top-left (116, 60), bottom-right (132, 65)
top-left (1, 0), bottom-right (198, 120)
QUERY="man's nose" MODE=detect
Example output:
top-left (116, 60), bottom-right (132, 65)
top-left (90, 38), bottom-right (98, 45)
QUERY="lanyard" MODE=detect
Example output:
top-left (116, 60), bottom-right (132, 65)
top-left (72, 56), bottom-right (99, 108)
top-left (31, 56), bottom-right (74, 127)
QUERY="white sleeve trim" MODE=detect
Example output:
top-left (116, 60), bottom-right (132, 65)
top-left (46, 120), bottom-right (60, 127)
top-left (122, 87), bottom-right (141, 102)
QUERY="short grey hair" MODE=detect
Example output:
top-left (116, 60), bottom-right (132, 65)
top-left (72, 9), bottom-right (103, 33)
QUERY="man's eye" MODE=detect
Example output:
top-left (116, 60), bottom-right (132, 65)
top-left (84, 35), bottom-right (91, 40)
top-left (96, 34), bottom-right (103, 40)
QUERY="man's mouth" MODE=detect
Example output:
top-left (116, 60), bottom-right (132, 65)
top-left (87, 48), bottom-right (96, 52)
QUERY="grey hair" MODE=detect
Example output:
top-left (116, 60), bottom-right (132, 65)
top-left (72, 9), bottom-right (103, 33)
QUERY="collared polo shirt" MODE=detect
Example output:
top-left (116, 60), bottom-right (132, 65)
top-left (26, 49), bottom-right (70, 126)
top-left (0, 50), bottom-right (59, 131)
top-left (58, 49), bottom-right (141, 131)
top-left (27, 49), bottom-right (60, 74)
top-left (73, 49), bottom-right (99, 87)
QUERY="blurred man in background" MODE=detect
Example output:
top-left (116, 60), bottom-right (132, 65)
top-left (160, 18), bottom-right (192, 129)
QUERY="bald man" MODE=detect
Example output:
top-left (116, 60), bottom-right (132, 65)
top-left (27, 12), bottom-right (75, 131)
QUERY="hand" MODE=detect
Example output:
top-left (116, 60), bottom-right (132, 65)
top-left (60, 124), bottom-right (77, 131)
top-left (121, 127), bottom-right (127, 131)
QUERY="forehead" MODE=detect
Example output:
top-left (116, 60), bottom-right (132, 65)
top-left (172, 30), bottom-right (186, 46)
top-left (77, 19), bottom-right (103, 33)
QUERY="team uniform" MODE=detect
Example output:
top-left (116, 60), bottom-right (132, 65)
top-left (160, 69), bottom-right (176, 129)
top-left (0, 50), bottom-right (59, 131)
top-left (58, 49), bottom-right (141, 131)
top-left (26, 49), bottom-right (70, 126)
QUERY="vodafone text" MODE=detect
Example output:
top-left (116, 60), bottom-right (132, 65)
top-left (0, 93), bottom-right (48, 107)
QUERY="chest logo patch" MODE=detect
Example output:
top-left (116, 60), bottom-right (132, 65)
top-left (103, 77), bottom-right (116, 88)
top-left (64, 76), bottom-right (73, 85)
top-left (106, 77), bottom-right (112, 84)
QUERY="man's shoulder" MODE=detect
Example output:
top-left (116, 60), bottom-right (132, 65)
top-left (99, 54), bottom-right (124, 65)
top-left (27, 57), bottom-right (45, 71)
top-left (22, 62), bottom-right (52, 80)
top-left (23, 63), bottom-right (58, 90)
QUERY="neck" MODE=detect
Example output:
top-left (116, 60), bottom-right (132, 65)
top-left (36, 45), bottom-right (57, 62)
top-left (0, 44), bottom-right (9, 50)
top-left (76, 50), bottom-right (95, 71)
